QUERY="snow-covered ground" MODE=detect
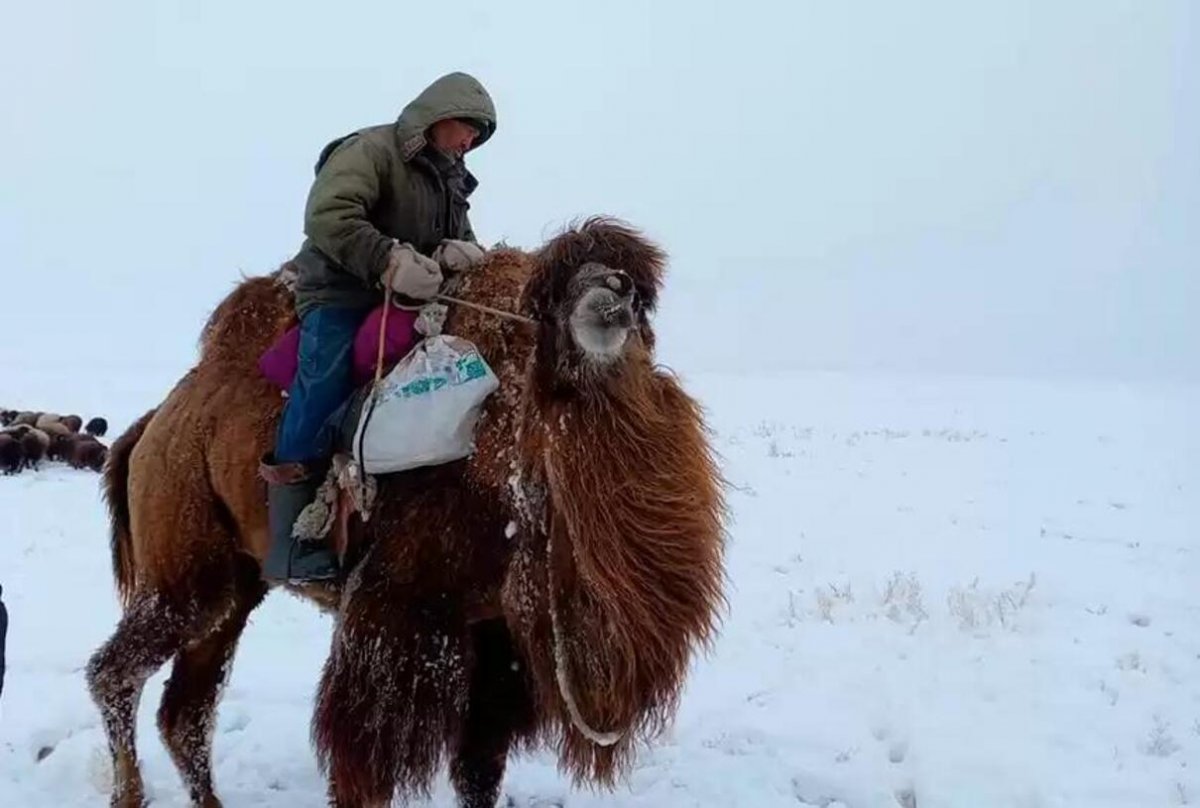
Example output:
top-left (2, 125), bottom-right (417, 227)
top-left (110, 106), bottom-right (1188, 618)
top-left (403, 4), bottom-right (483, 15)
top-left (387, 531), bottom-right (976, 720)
top-left (1, 369), bottom-right (1197, 807)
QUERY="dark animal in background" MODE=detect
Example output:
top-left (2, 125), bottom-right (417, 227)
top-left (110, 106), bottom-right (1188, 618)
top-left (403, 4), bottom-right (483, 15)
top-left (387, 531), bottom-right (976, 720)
top-left (0, 583), bottom-right (7, 702)
top-left (66, 435), bottom-right (108, 472)
top-left (48, 433), bottom-right (74, 463)
top-left (20, 431), bottom-right (47, 470)
top-left (85, 417), bottom-right (109, 438)
top-left (1, 420), bottom-right (108, 471)
top-left (61, 414), bottom-right (84, 433)
top-left (0, 410), bottom-right (16, 426)
top-left (0, 434), bottom-right (22, 475)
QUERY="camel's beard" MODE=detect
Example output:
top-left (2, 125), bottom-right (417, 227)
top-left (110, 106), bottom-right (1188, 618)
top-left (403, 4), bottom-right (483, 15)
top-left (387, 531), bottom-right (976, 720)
top-left (518, 356), bottom-right (727, 783)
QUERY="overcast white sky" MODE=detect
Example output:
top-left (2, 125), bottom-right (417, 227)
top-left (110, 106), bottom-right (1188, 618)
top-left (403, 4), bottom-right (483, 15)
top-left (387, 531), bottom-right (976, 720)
top-left (1, 1), bottom-right (1196, 382)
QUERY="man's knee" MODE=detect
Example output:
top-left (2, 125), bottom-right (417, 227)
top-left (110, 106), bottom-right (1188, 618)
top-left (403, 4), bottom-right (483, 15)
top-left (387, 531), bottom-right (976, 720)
top-left (300, 308), bottom-right (365, 370)
top-left (278, 307), bottom-right (369, 462)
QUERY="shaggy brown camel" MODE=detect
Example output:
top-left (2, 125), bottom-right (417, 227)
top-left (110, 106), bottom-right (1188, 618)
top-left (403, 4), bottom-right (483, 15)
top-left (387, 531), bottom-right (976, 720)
top-left (86, 218), bottom-right (726, 808)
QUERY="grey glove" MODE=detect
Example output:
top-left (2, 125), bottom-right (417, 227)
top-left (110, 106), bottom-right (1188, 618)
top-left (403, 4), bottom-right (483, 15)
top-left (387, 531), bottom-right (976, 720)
top-left (431, 239), bottom-right (486, 273)
top-left (382, 242), bottom-right (443, 300)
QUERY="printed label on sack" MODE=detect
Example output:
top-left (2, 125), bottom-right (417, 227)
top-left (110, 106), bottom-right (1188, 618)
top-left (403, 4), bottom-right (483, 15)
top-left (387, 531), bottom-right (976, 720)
top-left (456, 354), bottom-right (488, 382)
top-left (383, 351), bottom-right (490, 402)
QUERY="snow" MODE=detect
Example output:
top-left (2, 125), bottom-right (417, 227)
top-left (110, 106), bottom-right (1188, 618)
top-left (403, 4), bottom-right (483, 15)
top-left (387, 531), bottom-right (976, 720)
top-left (2, 370), bottom-right (1196, 806)
top-left (1, 4), bottom-right (1196, 805)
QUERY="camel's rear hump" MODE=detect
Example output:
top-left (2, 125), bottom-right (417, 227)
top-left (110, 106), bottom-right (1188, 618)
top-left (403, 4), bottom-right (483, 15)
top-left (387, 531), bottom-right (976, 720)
top-left (198, 271), bottom-right (295, 367)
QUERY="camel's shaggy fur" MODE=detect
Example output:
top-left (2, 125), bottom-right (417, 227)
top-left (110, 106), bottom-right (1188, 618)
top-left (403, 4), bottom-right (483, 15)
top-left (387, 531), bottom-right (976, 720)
top-left (87, 218), bottom-right (725, 808)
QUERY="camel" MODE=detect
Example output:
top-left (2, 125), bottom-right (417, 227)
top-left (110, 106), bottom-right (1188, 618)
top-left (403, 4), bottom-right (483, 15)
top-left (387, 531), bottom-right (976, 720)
top-left (86, 218), bottom-right (727, 807)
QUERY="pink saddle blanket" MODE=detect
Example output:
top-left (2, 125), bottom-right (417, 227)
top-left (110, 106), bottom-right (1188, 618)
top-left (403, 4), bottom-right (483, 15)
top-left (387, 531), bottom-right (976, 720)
top-left (258, 303), bottom-right (419, 391)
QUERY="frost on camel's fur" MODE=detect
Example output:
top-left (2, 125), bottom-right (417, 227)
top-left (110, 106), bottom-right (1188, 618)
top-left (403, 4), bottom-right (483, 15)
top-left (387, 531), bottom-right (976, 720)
top-left (86, 217), bottom-right (726, 807)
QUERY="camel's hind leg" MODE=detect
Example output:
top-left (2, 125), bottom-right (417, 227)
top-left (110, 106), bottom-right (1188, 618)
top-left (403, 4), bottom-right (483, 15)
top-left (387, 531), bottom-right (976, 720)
top-left (451, 620), bottom-right (536, 808)
top-left (157, 555), bottom-right (267, 808)
top-left (87, 593), bottom-right (191, 807)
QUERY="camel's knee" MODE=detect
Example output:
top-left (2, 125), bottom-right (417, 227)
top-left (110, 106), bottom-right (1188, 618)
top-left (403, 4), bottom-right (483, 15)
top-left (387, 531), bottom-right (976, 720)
top-left (155, 659), bottom-right (223, 760)
top-left (86, 633), bottom-right (149, 719)
top-left (155, 688), bottom-right (200, 753)
top-left (156, 584), bottom-right (261, 807)
top-left (85, 640), bottom-right (119, 701)
top-left (88, 598), bottom-right (185, 721)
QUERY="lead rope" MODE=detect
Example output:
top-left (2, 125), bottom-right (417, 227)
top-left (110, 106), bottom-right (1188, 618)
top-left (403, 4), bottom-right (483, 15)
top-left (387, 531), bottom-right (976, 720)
top-left (435, 292), bottom-right (539, 326)
top-left (547, 533), bottom-right (625, 747)
top-left (543, 449), bottom-right (625, 747)
top-left (374, 286), bottom-right (392, 385)
top-left (350, 286), bottom-right (393, 509)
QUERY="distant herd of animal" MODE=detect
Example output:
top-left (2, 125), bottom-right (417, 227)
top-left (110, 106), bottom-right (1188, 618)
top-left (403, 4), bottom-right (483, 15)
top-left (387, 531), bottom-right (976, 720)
top-left (0, 410), bottom-right (109, 475)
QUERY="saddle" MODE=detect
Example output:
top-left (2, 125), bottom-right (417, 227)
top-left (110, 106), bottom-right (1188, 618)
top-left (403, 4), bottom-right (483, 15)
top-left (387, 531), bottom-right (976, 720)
top-left (258, 300), bottom-right (421, 393)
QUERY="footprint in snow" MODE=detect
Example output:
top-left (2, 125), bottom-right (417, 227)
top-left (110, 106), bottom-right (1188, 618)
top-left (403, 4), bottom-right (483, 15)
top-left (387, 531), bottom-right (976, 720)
top-left (221, 710), bottom-right (251, 733)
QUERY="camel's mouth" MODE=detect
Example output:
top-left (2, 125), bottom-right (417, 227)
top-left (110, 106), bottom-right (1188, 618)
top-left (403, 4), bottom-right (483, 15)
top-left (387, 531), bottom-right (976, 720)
top-left (568, 272), bottom-right (638, 363)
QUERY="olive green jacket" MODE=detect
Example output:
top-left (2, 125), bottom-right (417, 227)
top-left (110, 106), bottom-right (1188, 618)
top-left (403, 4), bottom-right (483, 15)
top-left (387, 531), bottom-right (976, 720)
top-left (291, 72), bottom-right (496, 315)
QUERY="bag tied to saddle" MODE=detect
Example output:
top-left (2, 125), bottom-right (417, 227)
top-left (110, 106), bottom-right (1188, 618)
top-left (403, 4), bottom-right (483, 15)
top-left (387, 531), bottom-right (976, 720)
top-left (352, 333), bottom-right (499, 474)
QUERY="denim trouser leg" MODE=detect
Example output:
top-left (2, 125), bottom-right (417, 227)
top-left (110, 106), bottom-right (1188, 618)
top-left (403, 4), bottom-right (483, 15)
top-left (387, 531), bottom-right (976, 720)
top-left (274, 306), bottom-right (365, 465)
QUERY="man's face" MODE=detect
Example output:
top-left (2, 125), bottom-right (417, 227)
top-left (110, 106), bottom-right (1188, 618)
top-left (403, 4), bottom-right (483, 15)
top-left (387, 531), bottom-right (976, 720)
top-left (428, 118), bottom-right (481, 159)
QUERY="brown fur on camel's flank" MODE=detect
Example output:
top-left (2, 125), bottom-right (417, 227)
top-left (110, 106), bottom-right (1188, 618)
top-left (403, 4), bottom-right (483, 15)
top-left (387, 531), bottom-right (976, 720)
top-left (87, 218), bottom-right (726, 808)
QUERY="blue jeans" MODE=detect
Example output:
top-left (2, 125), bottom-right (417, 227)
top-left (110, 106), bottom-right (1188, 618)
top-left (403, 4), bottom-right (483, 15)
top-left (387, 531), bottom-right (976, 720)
top-left (275, 306), bottom-right (366, 465)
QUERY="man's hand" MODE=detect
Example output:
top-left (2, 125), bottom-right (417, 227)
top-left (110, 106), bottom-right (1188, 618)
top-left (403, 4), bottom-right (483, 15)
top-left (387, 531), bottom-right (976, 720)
top-left (382, 242), bottom-right (443, 299)
top-left (432, 239), bottom-right (487, 273)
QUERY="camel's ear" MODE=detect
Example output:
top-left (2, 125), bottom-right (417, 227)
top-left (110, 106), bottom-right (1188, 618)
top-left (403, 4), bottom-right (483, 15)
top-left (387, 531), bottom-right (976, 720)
top-left (638, 316), bottom-right (657, 352)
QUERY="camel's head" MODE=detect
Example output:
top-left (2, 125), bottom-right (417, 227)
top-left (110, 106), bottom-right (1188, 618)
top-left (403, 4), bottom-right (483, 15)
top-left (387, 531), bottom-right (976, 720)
top-left (523, 218), bottom-right (665, 385)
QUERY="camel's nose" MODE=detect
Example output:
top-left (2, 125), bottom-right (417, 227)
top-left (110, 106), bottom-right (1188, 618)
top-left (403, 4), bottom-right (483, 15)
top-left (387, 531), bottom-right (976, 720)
top-left (603, 271), bottom-right (634, 298)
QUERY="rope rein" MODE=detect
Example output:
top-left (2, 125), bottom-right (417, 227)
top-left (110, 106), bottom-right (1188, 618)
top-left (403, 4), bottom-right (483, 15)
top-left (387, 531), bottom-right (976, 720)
top-left (543, 448), bottom-right (627, 747)
top-left (372, 287), bottom-right (535, 383)
top-left (374, 286), bottom-right (392, 386)
top-left (547, 529), bottom-right (626, 747)
top-left (435, 292), bottom-right (539, 326)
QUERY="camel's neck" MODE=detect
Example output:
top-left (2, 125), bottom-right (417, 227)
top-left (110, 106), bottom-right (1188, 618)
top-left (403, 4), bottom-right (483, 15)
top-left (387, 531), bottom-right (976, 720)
top-left (511, 358), bottom-right (725, 780)
top-left (535, 362), bottom-right (720, 617)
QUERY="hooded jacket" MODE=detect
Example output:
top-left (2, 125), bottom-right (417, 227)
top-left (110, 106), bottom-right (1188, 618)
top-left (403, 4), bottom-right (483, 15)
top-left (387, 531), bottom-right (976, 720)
top-left (291, 72), bottom-right (496, 316)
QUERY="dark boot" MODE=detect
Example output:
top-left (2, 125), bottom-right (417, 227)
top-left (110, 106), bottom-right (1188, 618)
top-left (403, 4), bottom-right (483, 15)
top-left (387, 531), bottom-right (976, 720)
top-left (260, 457), bottom-right (339, 583)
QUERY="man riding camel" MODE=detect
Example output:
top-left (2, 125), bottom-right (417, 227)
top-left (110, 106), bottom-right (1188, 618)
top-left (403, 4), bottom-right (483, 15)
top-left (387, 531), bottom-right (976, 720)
top-left (261, 71), bottom-right (497, 584)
